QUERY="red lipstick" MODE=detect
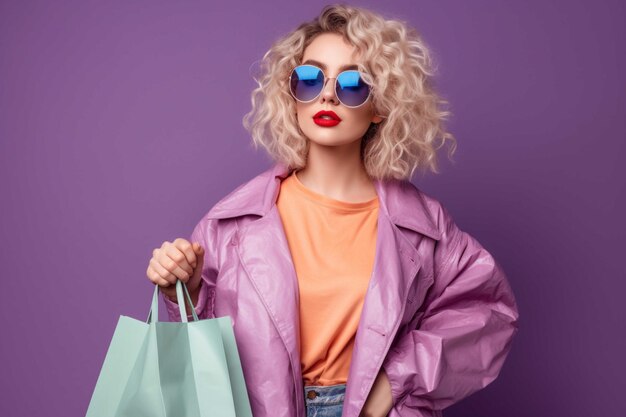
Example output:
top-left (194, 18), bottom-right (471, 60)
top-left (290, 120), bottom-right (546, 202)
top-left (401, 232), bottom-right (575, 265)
top-left (313, 110), bottom-right (342, 127)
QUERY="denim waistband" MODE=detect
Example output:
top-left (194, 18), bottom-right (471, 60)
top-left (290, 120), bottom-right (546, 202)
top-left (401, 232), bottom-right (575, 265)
top-left (304, 383), bottom-right (347, 406)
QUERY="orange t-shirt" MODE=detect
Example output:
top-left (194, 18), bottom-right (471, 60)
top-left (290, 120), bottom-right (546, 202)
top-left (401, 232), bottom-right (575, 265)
top-left (276, 170), bottom-right (379, 386)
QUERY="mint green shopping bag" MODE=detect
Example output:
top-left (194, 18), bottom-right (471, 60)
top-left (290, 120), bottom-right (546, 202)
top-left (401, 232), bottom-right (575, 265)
top-left (85, 280), bottom-right (253, 417)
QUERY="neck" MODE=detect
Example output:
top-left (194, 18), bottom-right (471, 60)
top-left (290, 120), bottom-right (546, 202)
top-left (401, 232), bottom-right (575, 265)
top-left (295, 139), bottom-right (376, 202)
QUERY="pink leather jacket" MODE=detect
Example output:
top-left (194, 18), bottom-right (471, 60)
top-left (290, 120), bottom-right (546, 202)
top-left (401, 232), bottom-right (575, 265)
top-left (163, 162), bottom-right (519, 417)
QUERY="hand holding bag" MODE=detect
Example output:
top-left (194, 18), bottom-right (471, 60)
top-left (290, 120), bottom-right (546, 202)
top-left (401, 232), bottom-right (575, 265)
top-left (86, 280), bottom-right (253, 417)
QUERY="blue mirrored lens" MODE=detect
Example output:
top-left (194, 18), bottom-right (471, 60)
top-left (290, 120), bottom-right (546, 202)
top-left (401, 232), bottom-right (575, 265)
top-left (336, 70), bottom-right (370, 107)
top-left (290, 65), bottom-right (324, 101)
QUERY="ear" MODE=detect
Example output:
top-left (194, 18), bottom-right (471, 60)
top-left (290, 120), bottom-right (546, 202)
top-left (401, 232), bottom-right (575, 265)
top-left (371, 114), bottom-right (384, 124)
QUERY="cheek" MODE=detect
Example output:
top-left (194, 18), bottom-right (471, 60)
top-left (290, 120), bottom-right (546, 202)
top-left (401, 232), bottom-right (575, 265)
top-left (356, 109), bottom-right (372, 123)
top-left (350, 108), bottom-right (375, 128)
top-left (295, 103), bottom-right (307, 122)
top-left (296, 110), bottom-right (307, 130)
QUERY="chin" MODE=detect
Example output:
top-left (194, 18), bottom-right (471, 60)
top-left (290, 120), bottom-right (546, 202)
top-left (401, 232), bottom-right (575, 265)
top-left (306, 135), bottom-right (360, 148)
top-left (300, 118), bottom-right (369, 145)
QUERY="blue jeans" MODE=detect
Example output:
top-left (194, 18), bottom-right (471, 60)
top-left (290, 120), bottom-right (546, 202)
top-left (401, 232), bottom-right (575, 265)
top-left (304, 383), bottom-right (346, 417)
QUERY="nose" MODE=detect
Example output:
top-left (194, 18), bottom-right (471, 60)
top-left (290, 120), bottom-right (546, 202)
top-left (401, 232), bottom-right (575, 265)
top-left (319, 77), bottom-right (339, 105)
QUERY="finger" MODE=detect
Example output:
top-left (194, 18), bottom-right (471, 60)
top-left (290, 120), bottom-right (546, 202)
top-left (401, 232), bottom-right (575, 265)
top-left (173, 238), bottom-right (198, 268)
top-left (150, 258), bottom-right (178, 285)
top-left (150, 256), bottom-right (176, 281)
top-left (165, 244), bottom-right (194, 275)
top-left (157, 252), bottom-right (192, 283)
top-left (147, 265), bottom-right (173, 287)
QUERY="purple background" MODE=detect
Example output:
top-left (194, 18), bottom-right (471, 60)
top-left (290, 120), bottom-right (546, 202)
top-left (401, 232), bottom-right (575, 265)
top-left (1, 0), bottom-right (624, 416)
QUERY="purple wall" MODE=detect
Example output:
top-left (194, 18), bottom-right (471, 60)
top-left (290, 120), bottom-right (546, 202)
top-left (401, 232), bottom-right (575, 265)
top-left (1, 0), bottom-right (624, 416)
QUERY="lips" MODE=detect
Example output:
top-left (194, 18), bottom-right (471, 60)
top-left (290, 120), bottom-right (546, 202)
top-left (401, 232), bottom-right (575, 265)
top-left (313, 110), bottom-right (342, 121)
top-left (313, 110), bottom-right (341, 127)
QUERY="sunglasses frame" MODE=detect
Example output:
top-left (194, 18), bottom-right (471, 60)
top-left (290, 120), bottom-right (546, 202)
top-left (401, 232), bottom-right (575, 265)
top-left (288, 64), bottom-right (373, 109)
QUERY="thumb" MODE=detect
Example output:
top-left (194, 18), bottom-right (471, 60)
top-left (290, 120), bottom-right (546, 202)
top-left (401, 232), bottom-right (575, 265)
top-left (192, 242), bottom-right (204, 266)
top-left (193, 242), bottom-right (204, 254)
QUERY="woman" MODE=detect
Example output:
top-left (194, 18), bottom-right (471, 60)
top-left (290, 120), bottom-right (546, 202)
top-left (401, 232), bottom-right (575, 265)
top-left (145, 5), bottom-right (519, 417)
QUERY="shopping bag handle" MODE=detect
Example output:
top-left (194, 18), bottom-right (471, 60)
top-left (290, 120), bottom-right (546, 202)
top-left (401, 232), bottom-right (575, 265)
top-left (147, 280), bottom-right (200, 323)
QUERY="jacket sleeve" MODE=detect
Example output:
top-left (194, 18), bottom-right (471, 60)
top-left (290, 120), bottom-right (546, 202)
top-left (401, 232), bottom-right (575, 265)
top-left (381, 202), bottom-right (520, 412)
top-left (161, 215), bottom-right (220, 322)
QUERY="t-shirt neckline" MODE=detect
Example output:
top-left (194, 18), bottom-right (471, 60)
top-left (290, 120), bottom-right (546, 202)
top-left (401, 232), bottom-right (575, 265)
top-left (291, 170), bottom-right (379, 211)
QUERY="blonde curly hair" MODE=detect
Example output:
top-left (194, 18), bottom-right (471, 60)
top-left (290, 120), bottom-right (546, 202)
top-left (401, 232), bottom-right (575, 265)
top-left (242, 3), bottom-right (457, 180)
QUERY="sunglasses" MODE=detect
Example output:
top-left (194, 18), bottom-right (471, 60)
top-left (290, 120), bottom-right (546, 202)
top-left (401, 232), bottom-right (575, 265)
top-left (288, 64), bottom-right (372, 108)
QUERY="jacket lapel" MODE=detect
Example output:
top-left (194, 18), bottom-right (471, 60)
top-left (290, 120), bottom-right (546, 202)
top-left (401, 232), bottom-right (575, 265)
top-left (207, 163), bottom-right (307, 416)
top-left (340, 213), bottom-right (420, 416)
top-left (235, 206), bottom-right (305, 416)
top-left (341, 175), bottom-right (441, 417)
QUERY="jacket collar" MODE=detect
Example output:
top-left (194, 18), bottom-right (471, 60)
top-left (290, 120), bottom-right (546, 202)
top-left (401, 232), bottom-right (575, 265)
top-left (206, 161), bottom-right (442, 241)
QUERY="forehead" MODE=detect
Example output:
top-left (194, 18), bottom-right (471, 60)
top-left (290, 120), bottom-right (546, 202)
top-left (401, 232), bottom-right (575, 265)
top-left (302, 33), bottom-right (360, 69)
